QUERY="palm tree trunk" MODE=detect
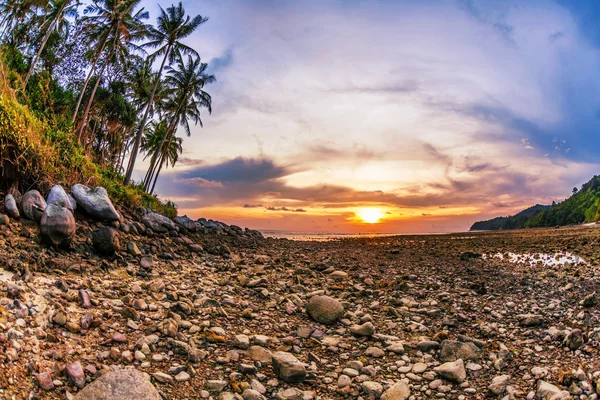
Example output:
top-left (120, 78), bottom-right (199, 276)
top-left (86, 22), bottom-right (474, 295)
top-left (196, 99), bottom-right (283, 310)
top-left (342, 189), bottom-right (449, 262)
top-left (150, 153), bottom-right (165, 194)
top-left (124, 44), bottom-right (172, 186)
top-left (143, 153), bottom-right (155, 188)
top-left (144, 115), bottom-right (178, 191)
top-left (22, 1), bottom-right (67, 90)
top-left (77, 41), bottom-right (115, 142)
top-left (85, 118), bottom-right (98, 153)
top-left (72, 33), bottom-right (110, 123)
top-left (118, 133), bottom-right (131, 172)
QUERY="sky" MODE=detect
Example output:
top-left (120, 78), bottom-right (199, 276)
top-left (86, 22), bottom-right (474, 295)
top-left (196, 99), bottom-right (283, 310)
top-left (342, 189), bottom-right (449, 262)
top-left (134, 0), bottom-right (600, 233)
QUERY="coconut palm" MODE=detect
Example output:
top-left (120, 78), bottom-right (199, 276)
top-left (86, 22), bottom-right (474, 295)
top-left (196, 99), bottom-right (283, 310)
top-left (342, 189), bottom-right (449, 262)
top-left (0, 0), bottom-right (49, 42)
top-left (22, 0), bottom-right (79, 90)
top-left (124, 1), bottom-right (207, 185)
top-left (141, 119), bottom-right (182, 193)
top-left (75, 0), bottom-right (149, 142)
top-left (72, 0), bottom-right (149, 124)
top-left (143, 54), bottom-right (213, 190)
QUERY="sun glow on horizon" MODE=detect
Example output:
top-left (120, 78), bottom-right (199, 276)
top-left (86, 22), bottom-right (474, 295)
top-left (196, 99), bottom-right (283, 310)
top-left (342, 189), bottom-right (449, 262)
top-left (356, 208), bottom-right (385, 224)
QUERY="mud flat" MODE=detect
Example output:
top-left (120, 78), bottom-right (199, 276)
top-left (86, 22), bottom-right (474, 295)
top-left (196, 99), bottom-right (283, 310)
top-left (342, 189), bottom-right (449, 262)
top-left (1, 218), bottom-right (600, 399)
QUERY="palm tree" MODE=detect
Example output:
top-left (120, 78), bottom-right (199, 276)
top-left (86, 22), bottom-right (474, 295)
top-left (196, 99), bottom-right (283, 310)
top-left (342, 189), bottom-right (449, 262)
top-left (141, 119), bottom-right (182, 193)
top-left (143, 54), bottom-right (213, 190)
top-left (22, 0), bottom-right (79, 90)
top-left (0, 0), bottom-right (49, 42)
top-left (124, 1), bottom-right (207, 185)
top-left (75, 0), bottom-right (148, 142)
top-left (72, 0), bottom-right (134, 122)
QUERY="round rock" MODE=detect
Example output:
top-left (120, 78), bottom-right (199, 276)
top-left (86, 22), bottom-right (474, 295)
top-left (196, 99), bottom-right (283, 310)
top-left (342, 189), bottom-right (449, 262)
top-left (73, 369), bottom-right (160, 400)
top-left (4, 194), bottom-right (19, 218)
top-left (71, 184), bottom-right (120, 221)
top-left (306, 295), bottom-right (345, 325)
top-left (40, 204), bottom-right (76, 247)
top-left (21, 190), bottom-right (46, 223)
top-left (93, 226), bottom-right (120, 256)
top-left (46, 185), bottom-right (73, 212)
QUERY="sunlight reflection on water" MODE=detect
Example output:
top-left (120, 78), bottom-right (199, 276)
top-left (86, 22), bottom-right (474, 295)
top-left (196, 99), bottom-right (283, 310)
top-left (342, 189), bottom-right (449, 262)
top-left (484, 252), bottom-right (587, 267)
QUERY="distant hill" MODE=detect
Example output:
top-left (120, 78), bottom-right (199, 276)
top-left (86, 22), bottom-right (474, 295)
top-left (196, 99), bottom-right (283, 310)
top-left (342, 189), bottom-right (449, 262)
top-left (470, 204), bottom-right (550, 231)
top-left (470, 175), bottom-right (600, 231)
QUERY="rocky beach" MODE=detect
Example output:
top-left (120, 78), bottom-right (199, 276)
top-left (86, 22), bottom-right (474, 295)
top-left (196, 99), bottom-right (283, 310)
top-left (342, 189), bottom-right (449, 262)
top-left (0, 186), bottom-right (599, 400)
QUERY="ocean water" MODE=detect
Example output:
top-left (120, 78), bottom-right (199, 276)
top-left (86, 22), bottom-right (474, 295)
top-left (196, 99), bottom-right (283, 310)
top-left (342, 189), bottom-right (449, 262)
top-left (260, 230), bottom-right (404, 241)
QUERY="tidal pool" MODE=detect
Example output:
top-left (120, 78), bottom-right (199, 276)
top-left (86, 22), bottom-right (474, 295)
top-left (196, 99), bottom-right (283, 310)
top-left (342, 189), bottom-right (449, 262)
top-left (484, 252), bottom-right (587, 267)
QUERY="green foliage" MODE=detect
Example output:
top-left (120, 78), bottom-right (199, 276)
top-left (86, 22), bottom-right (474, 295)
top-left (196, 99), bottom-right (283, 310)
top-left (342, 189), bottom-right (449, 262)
top-left (525, 176), bottom-right (600, 228)
top-left (470, 205), bottom-right (549, 231)
top-left (471, 176), bottom-right (600, 230)
top-left (0, 56), bottom-right (176, 217)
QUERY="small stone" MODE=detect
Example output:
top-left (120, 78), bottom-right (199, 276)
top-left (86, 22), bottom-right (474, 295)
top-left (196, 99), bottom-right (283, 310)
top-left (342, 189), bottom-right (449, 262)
top-left (349, 322), bottom-right (375, 336)
top-left (152, 372), bottom-right (174, 384)
top-left (140, 256), bottom-right (154, 269)
top-left (381, 381), bottom-right (410, 400)
top-left (242, 389), bottom-right (267, 400)
top-left (272, 351), bottom-right (307, 383)
top-left (234, 334), bottom-right (250, 350)
top-left (36, 372), bottom-right (54, 391)
top-left (206, 380), bottom-right (228, 392)
top-left (66, 361), bottom-right (86, 389)
top-left (275, 388), bottom-right (303, 400)
top-left (52, 311), bottom-right (67, 326)
top-left (79, 289), bottom-right (92, 309)
top-left (306, 295), bottom-right (345, 325)
top-left (565, 329), bottom-right (584, 350)
top-left (488, 375), bottom-right (510, 396)
top-left (536, 380), bottom-right (561, 399)
top-left (517, 314), bottom-right (544, 327)
top-left (386, 342), bottom-right (405, 354)
top-left (439, 340), bottom-right (482, 362)
top-left (365, 346), bottom-right (385, 358)
top-left (338, 375), bottom-right (352, 388)
top-left (361, 381), bottom-right (383, 397)
top-left (413, 362), bottom-right (427, 373)
top-left (175, 371), bottom-right (190, 382)
top-left (434, 359), bottom-right (467, 383)
top-left (112, 332), bottom-right (127, 343)
top-left (128, 242), bottom-right (142, 256)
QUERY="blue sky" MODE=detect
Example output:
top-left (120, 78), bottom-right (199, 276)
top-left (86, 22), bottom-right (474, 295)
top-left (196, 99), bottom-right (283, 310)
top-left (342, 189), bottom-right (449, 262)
top-left (136, 0), bottom-right (600, 232)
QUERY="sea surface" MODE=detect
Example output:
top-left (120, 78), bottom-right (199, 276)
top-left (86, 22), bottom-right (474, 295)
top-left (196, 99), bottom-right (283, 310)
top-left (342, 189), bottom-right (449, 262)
top-left (260, 230), bottom-right (410, 241)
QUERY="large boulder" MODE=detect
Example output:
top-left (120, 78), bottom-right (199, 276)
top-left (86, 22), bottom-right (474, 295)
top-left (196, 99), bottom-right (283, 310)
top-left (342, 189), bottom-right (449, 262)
top-left (68, 194), bottom-right (77, 211)
top-left (73, 369), bottom-right (161, 400)
top-left (71, 184), bottom-right (120, 221)
top-left (46, 185), bottom-right (73, 212)
top-left (93, 226), bottom-right (120, 256)
top-left (174, 215), bottom-right (197, 232)
top-left (306, 295), bottom-right (345, 325)
top-left (143, 212), bottom-right (176, 233)
top-left (4, 194), bottom-right (19, 218)
top-left (21, 190), bottom-right (46, 223)
top-left (40, 204), bottom-right (76, 246)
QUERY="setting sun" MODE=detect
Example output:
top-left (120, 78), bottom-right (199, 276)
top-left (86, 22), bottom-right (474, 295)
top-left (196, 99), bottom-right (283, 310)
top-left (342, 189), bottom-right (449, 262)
top-left (357, 208), bottom-right (385, 224)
